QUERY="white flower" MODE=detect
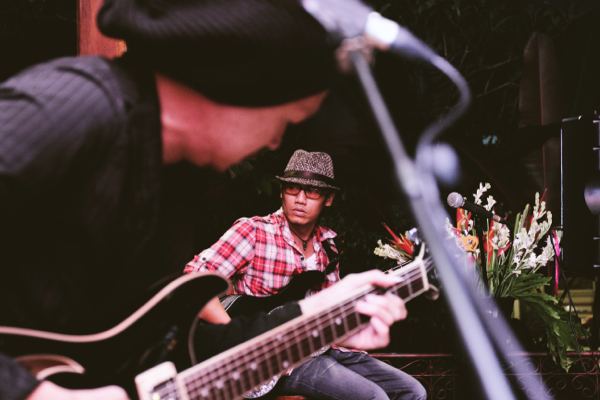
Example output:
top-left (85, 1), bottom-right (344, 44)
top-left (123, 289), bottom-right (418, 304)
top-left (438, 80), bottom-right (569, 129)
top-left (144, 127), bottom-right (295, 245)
top-left (523, 252), bottom-right (537, 269)
top-left (537, 212), bottom-right (552, 239)
top-left (466, 219), bottom-right (474, 234)
top-left (374, 240), bottom-right (410, 264)
top-left (484, 195), bottom-right (496, 212)
top-left (512, 255), bottom-right (521, 266)
top-left (532, 237), bottom-right (554, 272)
top-left (473, 182), bottom-right (491, 205)
top-left (491, 235), bottom-right (499, 247)
top-left (496, 224), bottom-right (510, 249)
top-left (513, 230), bottom-right (526, 250)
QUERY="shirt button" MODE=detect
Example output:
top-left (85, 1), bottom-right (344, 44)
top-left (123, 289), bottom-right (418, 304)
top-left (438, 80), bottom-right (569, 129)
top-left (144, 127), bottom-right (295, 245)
top-left (300, 256), bottom-right (305, 261)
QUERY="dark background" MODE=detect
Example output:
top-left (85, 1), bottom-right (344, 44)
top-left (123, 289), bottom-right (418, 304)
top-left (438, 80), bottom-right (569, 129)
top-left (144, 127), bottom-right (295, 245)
top-left (2, 0), bottom-right (600, 356)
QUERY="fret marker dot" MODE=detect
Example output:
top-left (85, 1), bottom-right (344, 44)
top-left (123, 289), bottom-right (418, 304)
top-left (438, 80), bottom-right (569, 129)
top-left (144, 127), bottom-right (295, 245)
top-left (276, 334), bottom-right (283, 341)
top-left (216, 380), bottom-right (224, 389)
top-left (201, 388), bottom-right (209, 397)
top-left (232, 371), bottom-right (240, 380)
top-left (335, 318), bottom-right (342, 325)
top-left (251, 362), bottom-right (257, 370)
top-left (312, 330), bottom-right (319, 337)
top-left (283, 361), bottom-right (289, 368)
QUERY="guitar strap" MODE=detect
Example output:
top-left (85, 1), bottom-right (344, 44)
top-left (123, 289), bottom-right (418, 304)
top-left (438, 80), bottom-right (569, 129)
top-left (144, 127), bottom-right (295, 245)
top-left (321, 240), bottom-right (340, 275)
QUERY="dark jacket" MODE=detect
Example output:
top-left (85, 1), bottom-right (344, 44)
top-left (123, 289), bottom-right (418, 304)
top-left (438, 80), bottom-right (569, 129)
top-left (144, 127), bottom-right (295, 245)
top-left (0, 56), bottom-right (301, 400)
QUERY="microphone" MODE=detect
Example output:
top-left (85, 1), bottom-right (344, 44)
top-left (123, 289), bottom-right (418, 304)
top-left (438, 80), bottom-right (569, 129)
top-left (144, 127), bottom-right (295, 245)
top-left (300, 0), bottom-right (438, 62)
top-left (447, 192), bottom-right (511, 227)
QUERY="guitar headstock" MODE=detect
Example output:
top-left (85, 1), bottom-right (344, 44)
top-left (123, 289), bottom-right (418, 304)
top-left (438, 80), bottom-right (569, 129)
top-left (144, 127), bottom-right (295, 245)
top-left (414, 242), bottom-right (441, 300)
top-left (384, 235), bottom-right (440, 302)
top-left (455, 235), bottom-right (479, 253)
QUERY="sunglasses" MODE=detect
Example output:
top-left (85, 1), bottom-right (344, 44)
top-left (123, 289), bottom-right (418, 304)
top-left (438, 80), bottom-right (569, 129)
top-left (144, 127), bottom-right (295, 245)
top-left (283, 183), bottom-right (326, 199)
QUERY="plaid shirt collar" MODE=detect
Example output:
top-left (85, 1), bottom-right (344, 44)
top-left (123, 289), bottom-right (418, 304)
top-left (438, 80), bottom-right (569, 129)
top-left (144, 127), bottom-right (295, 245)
top-left (267, 208), bottom-right (336, 251)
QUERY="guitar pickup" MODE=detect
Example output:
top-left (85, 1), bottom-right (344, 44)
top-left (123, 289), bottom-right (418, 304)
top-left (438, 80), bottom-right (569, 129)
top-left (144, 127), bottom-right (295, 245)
top-left (136, 362), bottom-right (188, 400)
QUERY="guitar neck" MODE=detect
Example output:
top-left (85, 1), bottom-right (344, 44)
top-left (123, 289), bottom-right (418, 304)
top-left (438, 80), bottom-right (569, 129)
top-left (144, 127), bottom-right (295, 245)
top-left (139, 257), bottom-right (430, 400)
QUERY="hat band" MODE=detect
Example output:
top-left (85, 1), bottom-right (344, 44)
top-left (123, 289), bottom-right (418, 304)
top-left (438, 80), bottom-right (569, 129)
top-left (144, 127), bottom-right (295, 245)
top-left (282, 170), bottom-right (335, 186)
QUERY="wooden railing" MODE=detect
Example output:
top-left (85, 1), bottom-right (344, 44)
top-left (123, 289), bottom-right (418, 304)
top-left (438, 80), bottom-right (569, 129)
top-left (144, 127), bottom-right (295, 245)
top-left (372, 351), bottom-right (600, 399)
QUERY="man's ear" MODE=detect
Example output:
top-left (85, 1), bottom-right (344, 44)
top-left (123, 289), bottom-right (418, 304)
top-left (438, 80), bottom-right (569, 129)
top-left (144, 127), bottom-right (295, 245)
top-left (325, 191), bottom-right (335, 207)
top-left (279, 184), bottom-right (283, 199)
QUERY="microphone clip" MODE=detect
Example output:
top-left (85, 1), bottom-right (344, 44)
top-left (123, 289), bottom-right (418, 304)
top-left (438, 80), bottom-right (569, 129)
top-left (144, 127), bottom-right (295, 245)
top-left (335, 37), bottom-right (374, 74)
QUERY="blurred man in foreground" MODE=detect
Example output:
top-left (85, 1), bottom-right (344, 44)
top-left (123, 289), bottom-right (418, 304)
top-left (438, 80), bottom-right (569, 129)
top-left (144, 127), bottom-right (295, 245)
top-left (0, 1), bottom-right (410, 399)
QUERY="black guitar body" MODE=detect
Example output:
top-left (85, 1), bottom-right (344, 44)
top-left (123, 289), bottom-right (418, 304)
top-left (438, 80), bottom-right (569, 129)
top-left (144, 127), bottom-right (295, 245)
top-left (0, 273), bottom-right (228, 397)
top-left (221, 270), bottom-right (326, 318)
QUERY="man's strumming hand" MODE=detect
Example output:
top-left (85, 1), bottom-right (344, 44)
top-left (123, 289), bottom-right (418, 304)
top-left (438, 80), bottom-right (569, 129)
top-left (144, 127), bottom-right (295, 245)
top-left (298, 270), bottom-right (407, 350)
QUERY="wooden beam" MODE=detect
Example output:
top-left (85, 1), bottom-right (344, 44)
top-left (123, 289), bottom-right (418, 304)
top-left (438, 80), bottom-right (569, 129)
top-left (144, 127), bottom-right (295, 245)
top-left (77, 0), bottom-right (126, 57)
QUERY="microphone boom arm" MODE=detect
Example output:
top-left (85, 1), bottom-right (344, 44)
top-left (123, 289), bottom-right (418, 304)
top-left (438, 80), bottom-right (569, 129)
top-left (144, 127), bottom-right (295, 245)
top-left (349, 50), bottom-right (516, 400)
top-left (349, 47), bottom-right (551, 400)
top-left (300, 1), bottom-right (551, 396)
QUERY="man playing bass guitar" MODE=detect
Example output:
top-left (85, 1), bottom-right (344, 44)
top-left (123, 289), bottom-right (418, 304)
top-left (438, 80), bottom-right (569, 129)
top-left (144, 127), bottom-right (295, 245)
top-left (185, 150), bottom-right (427, 400)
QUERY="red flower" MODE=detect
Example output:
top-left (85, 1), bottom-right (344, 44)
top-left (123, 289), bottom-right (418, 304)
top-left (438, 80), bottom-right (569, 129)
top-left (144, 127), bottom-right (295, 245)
top-left (456, 208), bottom-right (471, 232)
top-left (483, 220), bottom-right (512, 264)
top-left (382, 223), bottom-right (414, 256)
top-left (498, 242), bottom-right (511, 257)
top-left (483, 221), bottom-right (495, 264)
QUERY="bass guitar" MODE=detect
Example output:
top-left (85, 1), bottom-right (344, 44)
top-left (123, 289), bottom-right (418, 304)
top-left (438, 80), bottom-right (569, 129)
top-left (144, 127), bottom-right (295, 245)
top-left (221, 270), bottom-right (326, 318)
top-left (220, 245), bottom-right (434, 398)
top-left (221, 240), bottom-right (339, 318)
top-left (1, 248), bottom-right (432, 400)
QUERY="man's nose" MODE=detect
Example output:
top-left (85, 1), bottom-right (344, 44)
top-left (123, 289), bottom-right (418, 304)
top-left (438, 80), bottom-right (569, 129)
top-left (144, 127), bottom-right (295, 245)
top-left (295, 189), bottom-right (307, 203)
top-left (267, 134), bottom-right (283, 150)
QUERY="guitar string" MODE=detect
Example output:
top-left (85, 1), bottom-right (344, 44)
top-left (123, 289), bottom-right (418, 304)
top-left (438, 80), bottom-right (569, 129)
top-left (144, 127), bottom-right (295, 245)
top-left (184, 301), bottom-right (361, 400)
top-left (172, 302), bottom-right (358, 400)
top-left (166, 277), bottom-right (427, 400)
top-left (184, 298), bottom-right (404, 400)
top-left (165, 265), bottom-right (429, 400)
top-left (159, 262), bottom-right (432, 399)
top-left (182, 304), bottom-right (353, 400)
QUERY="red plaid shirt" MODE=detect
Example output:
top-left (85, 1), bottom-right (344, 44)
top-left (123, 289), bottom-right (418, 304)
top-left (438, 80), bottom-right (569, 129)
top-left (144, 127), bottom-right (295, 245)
top-left (184, 209), bottom-right (340, 296)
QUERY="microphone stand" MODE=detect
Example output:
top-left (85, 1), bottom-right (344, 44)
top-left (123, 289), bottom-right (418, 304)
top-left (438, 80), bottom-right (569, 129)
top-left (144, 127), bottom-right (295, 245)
top-left (349, 48), bottom-right (551, 400)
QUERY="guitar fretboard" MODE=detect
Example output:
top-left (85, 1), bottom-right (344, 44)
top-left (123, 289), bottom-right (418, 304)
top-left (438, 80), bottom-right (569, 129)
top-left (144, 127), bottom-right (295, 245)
top-left (152, 259), bottom-right (429, 400)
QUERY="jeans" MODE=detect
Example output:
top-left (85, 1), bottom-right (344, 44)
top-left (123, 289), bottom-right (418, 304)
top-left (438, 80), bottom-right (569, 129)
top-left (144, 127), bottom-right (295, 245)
top-left (278, 349), bottom-right (427, 400)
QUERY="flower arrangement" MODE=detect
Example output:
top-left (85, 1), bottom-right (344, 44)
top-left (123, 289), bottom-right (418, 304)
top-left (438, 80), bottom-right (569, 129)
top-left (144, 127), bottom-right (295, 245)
top-left (374, 223), bottom-right (415, 267)
top-left (445, 182), bottom-right (588, 370)
top-left (445, 183), bottom-right (555, 296)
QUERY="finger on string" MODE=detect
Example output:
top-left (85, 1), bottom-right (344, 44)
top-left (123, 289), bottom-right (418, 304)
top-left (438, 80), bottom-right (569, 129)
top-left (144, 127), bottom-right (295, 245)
top-left (348, 270), bottom-right (399, 289)
top-left (361, 293), bottom-right (405, 322)
top-left (369, 316), bottom-right (391, 342)
top-left (355, 297), bottom-right (396, 326)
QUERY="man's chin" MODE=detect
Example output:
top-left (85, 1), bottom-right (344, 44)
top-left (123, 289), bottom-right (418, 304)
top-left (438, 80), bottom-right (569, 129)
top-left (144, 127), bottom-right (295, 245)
top-left (212, 162), bottom-right (229, 173)
top-left (221, 152), bottom-right (262, 172)
top-left (285, 214), bottom-right (309, 227)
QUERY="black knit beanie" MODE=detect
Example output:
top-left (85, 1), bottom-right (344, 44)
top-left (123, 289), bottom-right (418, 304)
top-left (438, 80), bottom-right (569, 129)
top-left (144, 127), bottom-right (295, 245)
top-left (97, 0), bottom-right (338, 107)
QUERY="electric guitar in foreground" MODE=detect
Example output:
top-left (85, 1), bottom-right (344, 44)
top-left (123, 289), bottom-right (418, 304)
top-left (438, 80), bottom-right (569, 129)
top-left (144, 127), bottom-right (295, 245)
top-left (0, 248), bottom-right (433, 400)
